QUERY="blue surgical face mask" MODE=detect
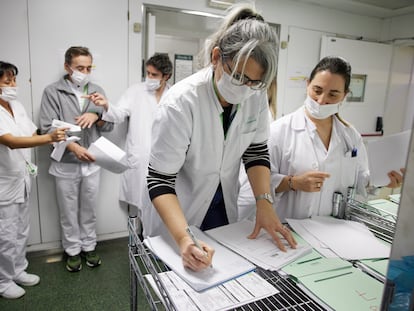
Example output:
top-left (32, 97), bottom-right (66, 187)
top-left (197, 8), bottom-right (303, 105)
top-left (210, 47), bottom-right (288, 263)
top-left (216, 70), bottom-right (257, 104)
top-left (0, 86), bottom-right (18, 102)
top-left (304, 95), bottom-right (340, 119)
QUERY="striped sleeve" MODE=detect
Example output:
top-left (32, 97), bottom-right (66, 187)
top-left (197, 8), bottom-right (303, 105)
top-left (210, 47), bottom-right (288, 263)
top-left (242, 142), bottom-right (270, 171)
top-left (147, 164), bottom-right (177, 200)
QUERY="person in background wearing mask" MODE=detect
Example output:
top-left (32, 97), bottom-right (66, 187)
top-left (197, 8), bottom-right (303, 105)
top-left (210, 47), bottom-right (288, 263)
top-left (92, 53), bottom-right (172, 229)
top-left (0, 61), bottom-right (67, 299)
top-left (39, 46), bottom-right (114, 272)
top-left (144, 4), bottom-right (296, 272)
top-left (269, 56), bottom-right (404, 222)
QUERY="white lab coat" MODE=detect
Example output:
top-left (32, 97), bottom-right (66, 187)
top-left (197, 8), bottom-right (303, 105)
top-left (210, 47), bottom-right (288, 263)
top-left (0, 100), bottom-right (36, 293)
top-left (102, 82), bottom-right (169, 213)
top-left (237, 109), bottom-right (274, 221)
top-left (0, 100), bottom-right (36, 205)
top-left (143, 66), bottom-right (270, 237)
top-left (269, 107), bottom-right (369, 222)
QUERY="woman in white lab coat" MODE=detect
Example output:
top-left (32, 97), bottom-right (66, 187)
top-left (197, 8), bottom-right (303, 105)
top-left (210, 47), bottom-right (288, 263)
top-left (0, 61), bottom-right (67, 299)
top-left (94, 54), bottom-right (172, 218)
top-left (269, 56), bottom-right (403, 222)
top-left (144, 4), bottom-right (296, 272)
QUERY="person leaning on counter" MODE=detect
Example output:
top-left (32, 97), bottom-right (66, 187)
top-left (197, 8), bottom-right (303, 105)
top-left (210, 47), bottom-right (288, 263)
top-left (269, 56), bottom-right (404, 222)
top-left (143, 3), bottom-right (297, 272)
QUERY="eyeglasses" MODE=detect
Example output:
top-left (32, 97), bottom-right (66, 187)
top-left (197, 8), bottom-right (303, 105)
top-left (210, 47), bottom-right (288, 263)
top-left (223, 58), bottom-right (266, 90)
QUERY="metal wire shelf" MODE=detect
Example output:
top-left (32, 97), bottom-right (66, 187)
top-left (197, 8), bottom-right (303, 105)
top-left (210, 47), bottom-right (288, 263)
top-left (345, 198), bottom-right (396, 244)
top-left (128, 217), bottom-right (328, 311)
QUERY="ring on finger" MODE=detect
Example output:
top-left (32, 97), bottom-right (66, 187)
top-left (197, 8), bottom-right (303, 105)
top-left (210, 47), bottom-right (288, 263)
top-left (316, 182), bottom-right (321, 188)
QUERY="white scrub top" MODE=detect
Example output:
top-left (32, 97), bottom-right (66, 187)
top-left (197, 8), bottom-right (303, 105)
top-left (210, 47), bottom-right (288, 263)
top-left (269, 107), bottom-right (369, 222)
top-left (0, 100), bottom-right (37, 205)
top-left (102, 82), bottom-right (169, 212)
top-left (143, 66), bottom-right (269, 236)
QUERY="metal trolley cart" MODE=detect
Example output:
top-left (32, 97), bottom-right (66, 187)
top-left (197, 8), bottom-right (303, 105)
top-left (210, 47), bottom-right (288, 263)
top-left (345, 198), bottom-right (397, 244)
top-left (128, 217), bottom-right (327, 311)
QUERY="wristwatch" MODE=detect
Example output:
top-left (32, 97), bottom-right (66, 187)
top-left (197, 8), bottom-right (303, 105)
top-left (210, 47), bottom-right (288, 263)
top-left (255, 193), bottom-right (274, 204)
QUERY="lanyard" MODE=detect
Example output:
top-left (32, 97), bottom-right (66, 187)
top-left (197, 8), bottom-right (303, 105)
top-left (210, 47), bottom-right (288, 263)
top-left (80, 84), bottom-right (89, 110)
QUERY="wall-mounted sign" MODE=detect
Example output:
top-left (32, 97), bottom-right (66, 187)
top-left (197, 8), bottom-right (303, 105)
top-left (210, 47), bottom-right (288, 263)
top-left (347, 74), bottom-right (367, 102)
top-left (174, 54), bottom-right (193, 83)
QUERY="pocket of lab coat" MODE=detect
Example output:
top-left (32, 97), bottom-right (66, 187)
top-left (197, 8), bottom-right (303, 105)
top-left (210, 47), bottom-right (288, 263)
top-left (341, 153), bottom-right (358, 187)
top-left (0, 170), bottom-right (24, 204)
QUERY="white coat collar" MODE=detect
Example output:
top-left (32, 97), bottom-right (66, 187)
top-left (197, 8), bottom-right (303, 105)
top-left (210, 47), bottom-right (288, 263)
top-left (292, 106), bottom-right (353, 152)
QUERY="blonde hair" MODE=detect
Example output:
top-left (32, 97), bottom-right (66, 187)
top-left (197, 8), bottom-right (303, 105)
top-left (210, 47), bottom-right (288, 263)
top-left (267, 79), bottom-right (277, 120)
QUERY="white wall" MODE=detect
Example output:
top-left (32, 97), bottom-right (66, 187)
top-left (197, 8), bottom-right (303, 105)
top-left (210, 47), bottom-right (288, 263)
top-left (1, 0), bottom-right (413, 251)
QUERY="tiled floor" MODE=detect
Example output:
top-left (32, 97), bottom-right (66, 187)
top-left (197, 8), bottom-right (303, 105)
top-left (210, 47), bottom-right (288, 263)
top-left (0, 238), bottom-right (151, 311)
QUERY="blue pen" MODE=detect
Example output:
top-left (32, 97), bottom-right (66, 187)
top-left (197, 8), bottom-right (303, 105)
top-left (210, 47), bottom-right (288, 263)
top-left (351, 147), bottom-right (358, 157)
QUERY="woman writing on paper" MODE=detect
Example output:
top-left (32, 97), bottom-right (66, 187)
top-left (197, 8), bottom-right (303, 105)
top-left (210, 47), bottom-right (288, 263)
top-left (144, 4), bottom-right (296, 271)
top-left (269, 56), bottom-right (403, 222)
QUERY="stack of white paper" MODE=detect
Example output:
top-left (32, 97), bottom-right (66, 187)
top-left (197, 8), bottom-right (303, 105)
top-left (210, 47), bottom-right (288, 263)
top-left (367, 130), bottom-right (411, 187)
top-left (145, 270), bottom-right (279, 311)
top-left (144, 226), bottom-right (256, 292)
top-left (51, 119), bottom-right (81, 132)
top-left (287, 216), bottom-right (391, 260)
top-left (206, 220), bottom-right (312, 271)
top-left (88, 136), bottom-right (128, 174)
top-left (51, 136), bottom-right (80, 161)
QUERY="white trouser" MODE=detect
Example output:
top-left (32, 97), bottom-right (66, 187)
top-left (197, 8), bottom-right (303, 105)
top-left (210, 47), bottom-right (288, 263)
top-left (55, 170), bottom-right (100, 256)
top-left (0, 201), bottom-right (29, 293)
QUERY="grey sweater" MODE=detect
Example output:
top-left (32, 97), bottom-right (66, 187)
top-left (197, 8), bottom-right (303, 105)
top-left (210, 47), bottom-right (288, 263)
top-left (39, 75), bottom-right (114, 163)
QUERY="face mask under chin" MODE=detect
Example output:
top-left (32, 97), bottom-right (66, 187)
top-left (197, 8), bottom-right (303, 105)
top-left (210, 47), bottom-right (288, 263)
top-left (304, 95), bottom-right (341, 119)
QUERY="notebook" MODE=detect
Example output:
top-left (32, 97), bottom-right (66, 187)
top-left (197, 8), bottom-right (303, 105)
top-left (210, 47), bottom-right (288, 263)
top-left (144, 225), bottom-right (256, 292)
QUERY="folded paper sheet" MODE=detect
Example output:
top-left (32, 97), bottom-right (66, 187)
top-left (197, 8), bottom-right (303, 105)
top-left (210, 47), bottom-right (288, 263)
top-left (51, 119), bottom-right (81, 132)
top-left (50, 136), bottom-right (80, 161)
top-left (88, 136), bottom-right (128, 173)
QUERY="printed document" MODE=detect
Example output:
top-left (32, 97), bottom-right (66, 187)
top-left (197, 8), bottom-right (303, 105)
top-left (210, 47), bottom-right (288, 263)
top-left (88, 136), bottom-right (128, 174)
top-left (206, 220), bottom-right (312, 271)
top-left (367, 130), bottom-right (411, 186)
top-left (144, 226), bottom-right (256, 292)
top-left (145, 270), bottom-right (278, 311)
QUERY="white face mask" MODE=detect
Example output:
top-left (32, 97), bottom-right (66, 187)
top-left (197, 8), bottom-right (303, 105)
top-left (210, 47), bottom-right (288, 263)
top-left (70, 69), bottom-right (90, 86)
top-left (216, 70), bottom-right (256, 104)
top-left (0, 86), bottom-right (18, 102)
top-left (304, 95), bottom-right (340, 119)
top-left (145, 77), bottom-right (161, 91)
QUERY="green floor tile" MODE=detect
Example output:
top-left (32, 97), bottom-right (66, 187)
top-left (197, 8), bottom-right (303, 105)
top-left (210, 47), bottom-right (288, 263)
top-left (0, 238), bottom-right (152, 311)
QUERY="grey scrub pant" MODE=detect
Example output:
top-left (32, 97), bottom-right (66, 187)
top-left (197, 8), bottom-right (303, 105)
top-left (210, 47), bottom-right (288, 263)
top-left (0, 201), bottom-right (29, 293)
top-left (55, 170), bottom-right (100, 256)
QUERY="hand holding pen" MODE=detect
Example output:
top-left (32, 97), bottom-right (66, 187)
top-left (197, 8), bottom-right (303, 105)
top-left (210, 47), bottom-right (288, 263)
top-left (182, 226), bottom-right (214, 271)
top-left (82, 92), bottom-right (109, 111)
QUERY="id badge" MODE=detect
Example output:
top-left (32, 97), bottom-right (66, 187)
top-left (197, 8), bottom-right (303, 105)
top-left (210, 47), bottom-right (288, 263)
top-left (26, 161), bottom-right (38, 177)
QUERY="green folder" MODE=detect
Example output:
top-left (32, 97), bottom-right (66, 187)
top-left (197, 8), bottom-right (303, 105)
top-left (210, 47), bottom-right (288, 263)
top-left (298, 266), bottom-right (384, 311)
top-left (282, 257), bottom-right (352, 280)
